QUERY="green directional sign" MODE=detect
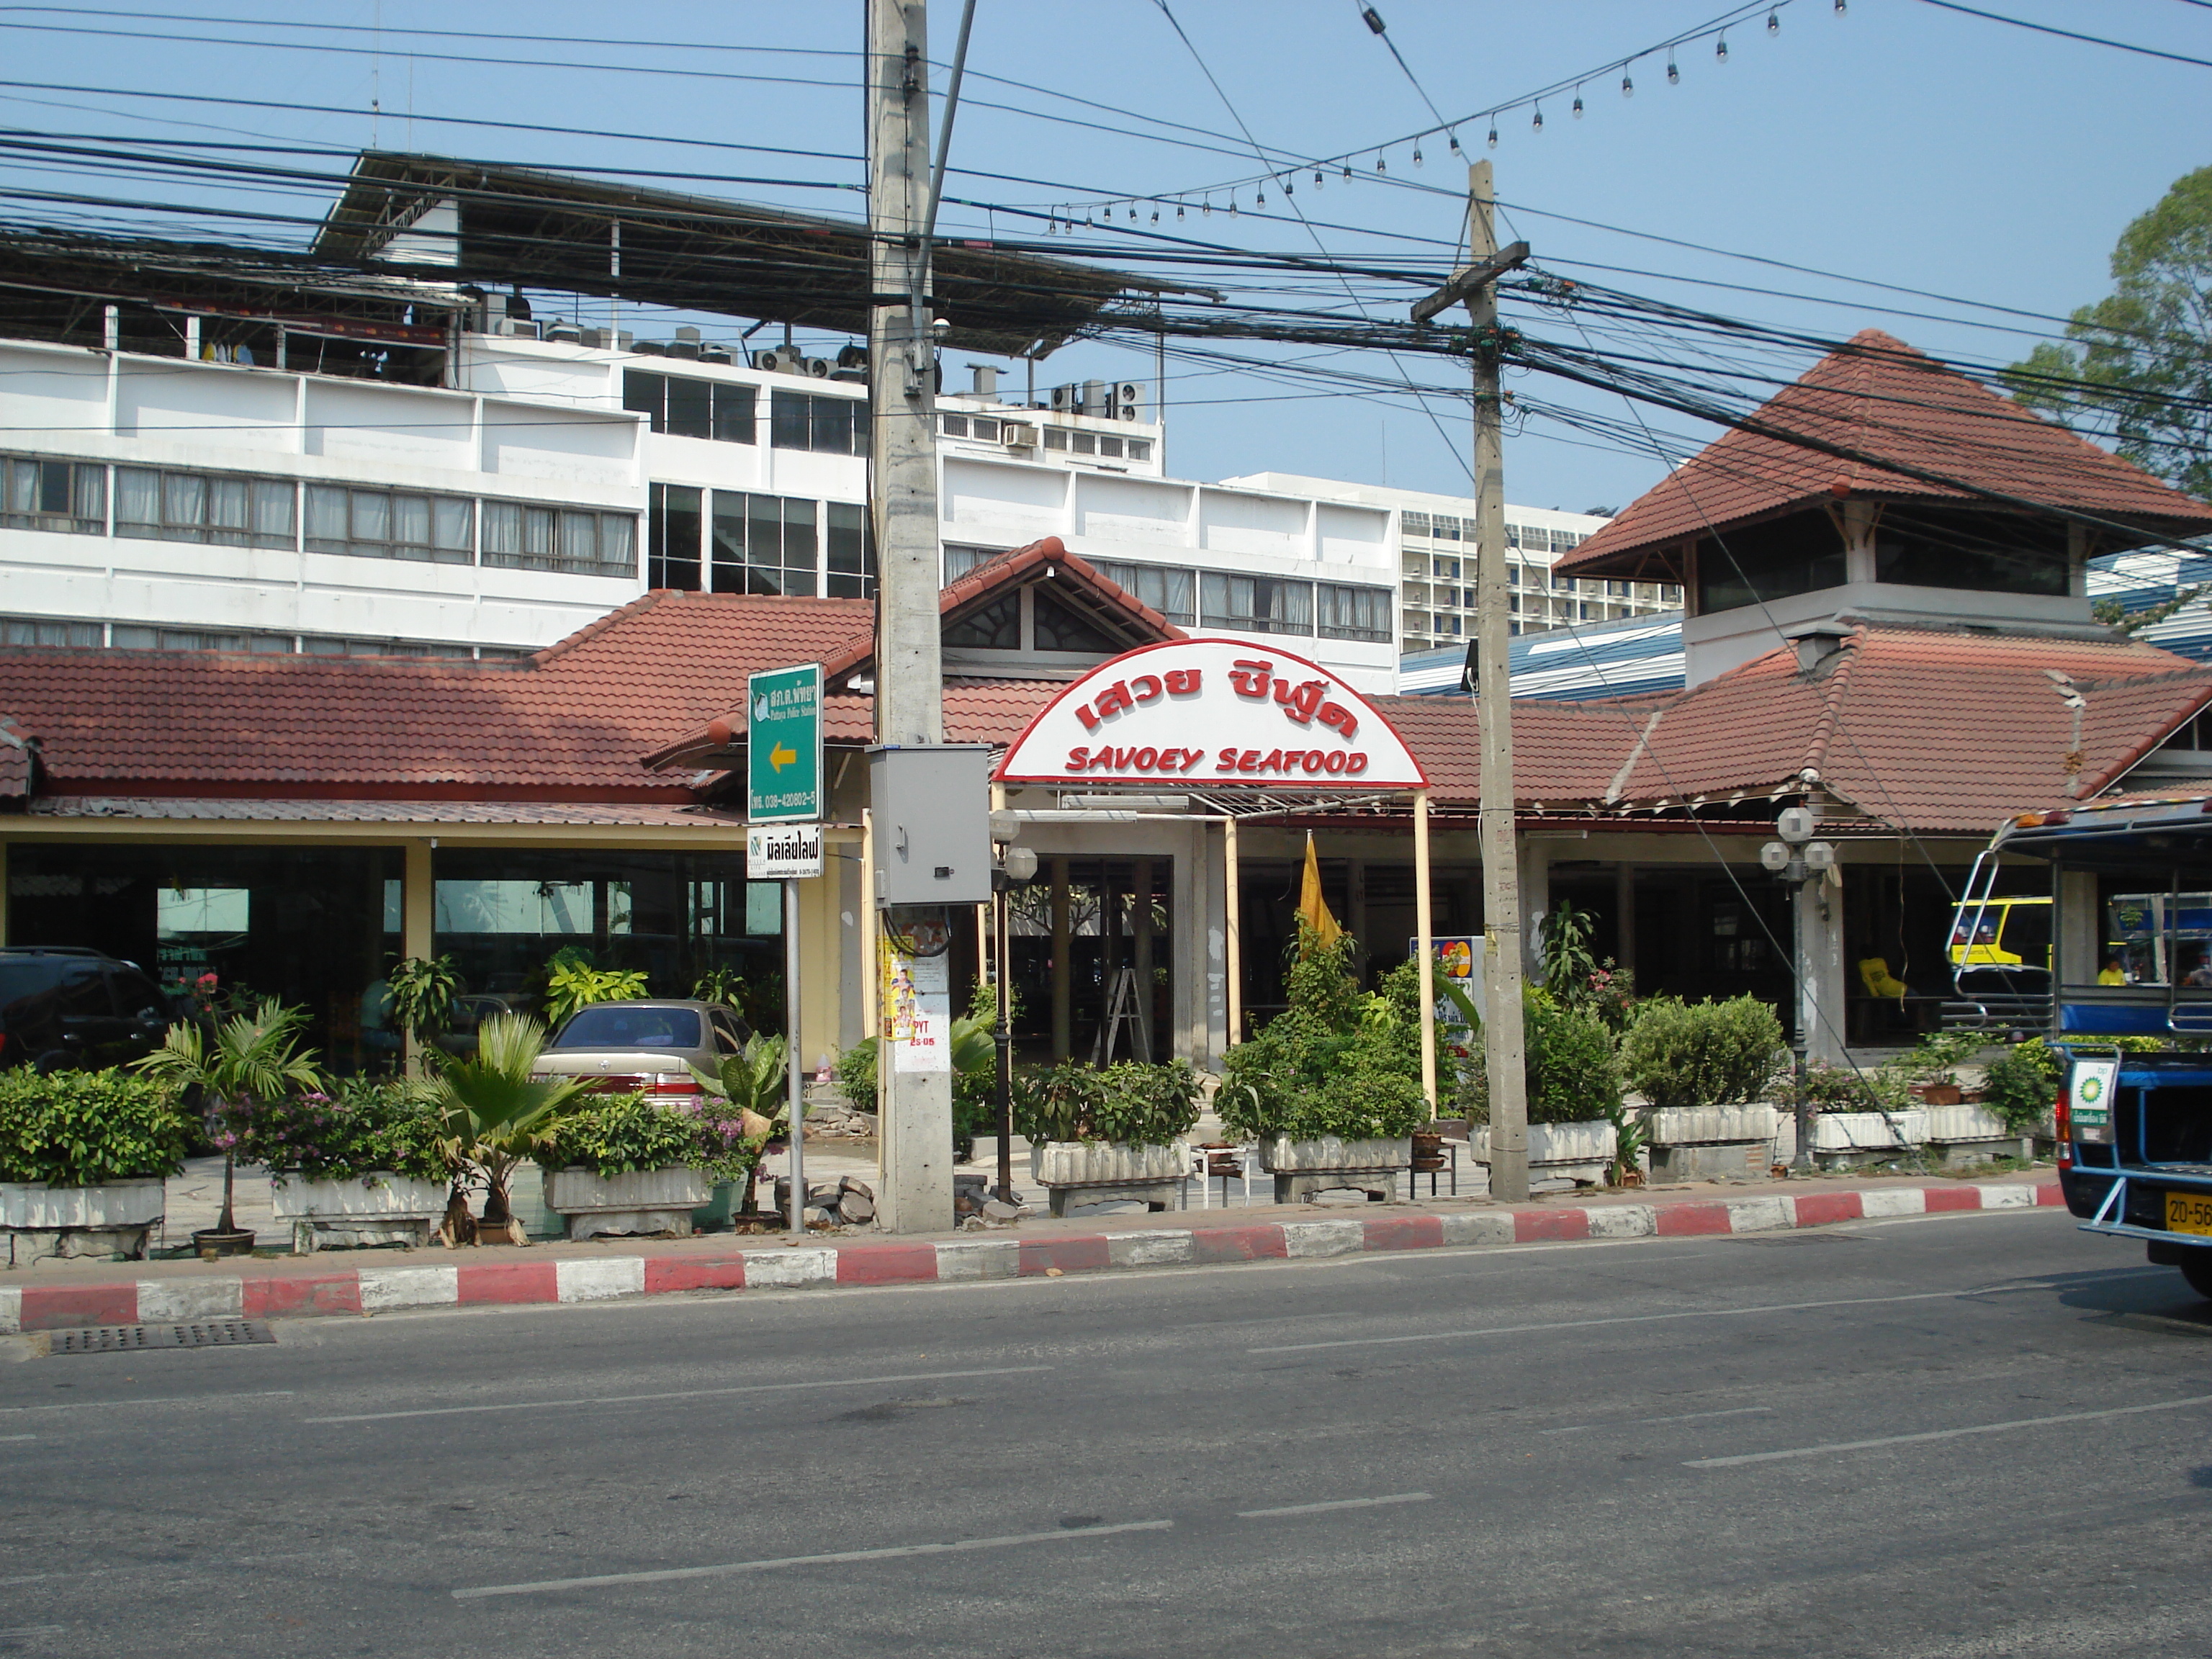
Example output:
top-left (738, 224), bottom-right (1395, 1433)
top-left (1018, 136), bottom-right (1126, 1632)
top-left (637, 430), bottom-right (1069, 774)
top-left (747, 663), bottom-right (822, 824)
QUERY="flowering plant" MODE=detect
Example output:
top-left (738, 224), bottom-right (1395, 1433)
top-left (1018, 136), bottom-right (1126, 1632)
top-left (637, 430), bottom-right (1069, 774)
top-left (234, 1076), bottom-right (448, 1185)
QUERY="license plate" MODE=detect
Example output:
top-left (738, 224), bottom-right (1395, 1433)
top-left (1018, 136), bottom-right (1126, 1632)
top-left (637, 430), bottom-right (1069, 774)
top-left (2165, 1190), bottom-right (2212, 1237)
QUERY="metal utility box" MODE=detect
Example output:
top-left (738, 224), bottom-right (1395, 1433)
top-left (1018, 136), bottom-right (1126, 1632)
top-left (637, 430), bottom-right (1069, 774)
top-left (869, 745), bottom-right (993, 907)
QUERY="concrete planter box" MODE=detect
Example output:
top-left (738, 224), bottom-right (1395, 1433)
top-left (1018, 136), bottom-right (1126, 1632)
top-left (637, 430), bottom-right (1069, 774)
top-left (1638, 1104), bottom-right (1780, 1182)
top-left (1921, 1102), bottom-right (2043, 1169)
top-left (1474, 1119), bottom-right (1618, 1188)
top-left (0, 1178), bottom-right (164, 1265)
top-left (542, 1166), bottom-right (715, 1240)
top-left (1809, 1110), bottom-right (1928, 1169)
top-left (270, 1173), bottom-right (450, 1254)
top-left (1031, 1139), bottom-right (1192, 1218)
top-left (1258, 1134), bottom-right (1412, 1204)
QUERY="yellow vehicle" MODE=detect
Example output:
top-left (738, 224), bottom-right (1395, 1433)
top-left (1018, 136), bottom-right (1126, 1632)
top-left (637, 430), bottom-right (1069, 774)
top-left (1948, 894), bottom-right (2052, 968)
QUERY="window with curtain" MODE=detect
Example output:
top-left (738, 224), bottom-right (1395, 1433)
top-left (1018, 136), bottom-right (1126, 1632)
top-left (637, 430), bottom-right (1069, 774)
top-left (117, 467), bottom-right (293, 549)
top-left (1, 455), bottom-right (105, 535)
top-left (1095, 559), bottom-right (1195, 625)
top-left (303, 485), bottom-right (470, 563)
top-left (825, 500), bottom-right (873, 598)
top-left (1200, 572), bottom-right (1313, 636)
top-left (484, 500), bottom-right (637, 579)
top-left (1316, 583), bottom-right (1392, 642)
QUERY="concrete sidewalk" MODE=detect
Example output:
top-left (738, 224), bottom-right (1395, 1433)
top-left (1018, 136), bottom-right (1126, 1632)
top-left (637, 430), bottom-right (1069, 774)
top-left (0, 1168), bottom-right (2067, 1335)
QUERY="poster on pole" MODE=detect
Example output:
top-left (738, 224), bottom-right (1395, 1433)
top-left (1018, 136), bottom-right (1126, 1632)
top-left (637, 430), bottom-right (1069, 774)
top-left (879, 934), bottom-right (951, 1074)
top-left (747, 663), bottom-right (823, 824)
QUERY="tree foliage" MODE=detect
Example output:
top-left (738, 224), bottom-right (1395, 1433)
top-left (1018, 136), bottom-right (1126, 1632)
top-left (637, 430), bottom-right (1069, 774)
top-left (2007, 166), bottom-right (2212, 503)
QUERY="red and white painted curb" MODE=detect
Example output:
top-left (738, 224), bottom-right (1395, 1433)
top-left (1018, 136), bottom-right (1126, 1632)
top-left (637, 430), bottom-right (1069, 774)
top-left (0, 1180), bottom-right (2064, 1335)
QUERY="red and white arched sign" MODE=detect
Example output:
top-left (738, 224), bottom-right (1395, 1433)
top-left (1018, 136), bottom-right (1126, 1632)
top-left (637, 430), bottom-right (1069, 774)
top-left (994, 638), bottom-right (1429, 790)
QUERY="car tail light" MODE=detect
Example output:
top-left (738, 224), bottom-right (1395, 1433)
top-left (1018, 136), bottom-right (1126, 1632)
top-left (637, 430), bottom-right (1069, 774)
top-left (581, 1074), bottom-right (647, 1094)
top-left (2055, 1087), bottom-right (2072, 1169)
top-left (646, 1071), bottom-right (703, 1102)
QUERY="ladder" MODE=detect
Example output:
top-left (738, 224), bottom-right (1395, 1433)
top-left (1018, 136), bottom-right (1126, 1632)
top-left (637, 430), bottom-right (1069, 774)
top-left (1092, 965), bottom-right (1145, 1065)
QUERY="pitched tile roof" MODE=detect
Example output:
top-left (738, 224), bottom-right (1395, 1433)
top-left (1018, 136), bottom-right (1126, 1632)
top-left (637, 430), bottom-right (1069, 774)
top-left (1558, 329), bottom-right (2212, 579)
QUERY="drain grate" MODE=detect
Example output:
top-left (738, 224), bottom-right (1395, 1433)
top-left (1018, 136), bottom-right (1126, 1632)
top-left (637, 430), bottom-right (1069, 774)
top-left (49, 1320), bottom-right (276, 1354)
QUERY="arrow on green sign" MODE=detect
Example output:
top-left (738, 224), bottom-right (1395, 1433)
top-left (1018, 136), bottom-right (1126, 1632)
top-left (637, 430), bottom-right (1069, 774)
top-left (770, 743), bottom-right (798, 772)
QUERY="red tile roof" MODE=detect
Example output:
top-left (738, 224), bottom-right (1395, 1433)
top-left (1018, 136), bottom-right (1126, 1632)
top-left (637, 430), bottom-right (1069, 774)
top-left (1558, 329), bottom-right (2212, 579)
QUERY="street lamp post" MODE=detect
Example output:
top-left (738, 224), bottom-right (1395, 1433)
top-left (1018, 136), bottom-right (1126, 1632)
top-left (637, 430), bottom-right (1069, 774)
top-left (1761, 806), bottom-right (1835, 1174)
top-left (988, 811), bottom-right (1038, 1205)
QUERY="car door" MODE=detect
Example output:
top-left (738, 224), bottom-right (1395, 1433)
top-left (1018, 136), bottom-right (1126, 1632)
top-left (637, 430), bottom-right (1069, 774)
top-left (106, 966), bottom-right (176, 1064)
top-left (52, 960), bottom-right (129, 1071)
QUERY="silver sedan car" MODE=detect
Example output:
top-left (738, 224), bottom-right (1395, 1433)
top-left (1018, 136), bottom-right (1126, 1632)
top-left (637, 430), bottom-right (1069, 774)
top-left (534, 999), bottom-right (755, 1104)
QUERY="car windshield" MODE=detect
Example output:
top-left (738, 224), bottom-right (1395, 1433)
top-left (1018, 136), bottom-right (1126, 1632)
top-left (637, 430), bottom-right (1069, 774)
top-left (550, 1006), bottom-right (701, 1051)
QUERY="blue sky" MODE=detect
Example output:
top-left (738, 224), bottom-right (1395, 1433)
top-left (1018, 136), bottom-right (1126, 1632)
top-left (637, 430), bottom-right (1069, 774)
top-left (2, 1), bottom-right (2204, 512)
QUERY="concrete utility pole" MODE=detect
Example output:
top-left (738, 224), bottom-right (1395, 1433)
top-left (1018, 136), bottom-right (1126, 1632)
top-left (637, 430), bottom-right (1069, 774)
top-left (867, 0), bottom-right (951, 1232)
top-left (1414, 163), bottom-right (1532, 1202)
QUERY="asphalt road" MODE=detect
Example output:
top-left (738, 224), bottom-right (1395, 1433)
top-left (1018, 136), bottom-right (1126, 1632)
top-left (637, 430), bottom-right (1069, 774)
top-left (4, 1207), bottom-right (2211, 1658)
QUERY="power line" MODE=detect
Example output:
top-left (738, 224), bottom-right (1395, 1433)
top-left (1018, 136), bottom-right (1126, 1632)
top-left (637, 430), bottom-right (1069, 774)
top-left (1917, 0), bottom-right (2212, 69)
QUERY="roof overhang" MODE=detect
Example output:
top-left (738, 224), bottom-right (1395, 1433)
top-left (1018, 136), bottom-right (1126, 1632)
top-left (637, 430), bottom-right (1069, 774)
top-left (313, 151), bottom-right (1179, 357)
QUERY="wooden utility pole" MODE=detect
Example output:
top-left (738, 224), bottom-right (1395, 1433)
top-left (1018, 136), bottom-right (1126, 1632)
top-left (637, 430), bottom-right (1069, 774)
top-left (1415, 162), bottom-right (1531, 1201)
top-left (866, 0), bottom-right (952, 1231)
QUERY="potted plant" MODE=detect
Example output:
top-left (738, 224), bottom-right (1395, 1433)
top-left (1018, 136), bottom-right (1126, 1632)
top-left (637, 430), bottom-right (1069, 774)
top-left (1466, 988), bottom-right (1627, 1187)
top-left (0, 1067), bottom-right (186, 1264)
top-left (539, 1084), bottom-right (770, 1240)
top-left (431, 1012), bottom-right (587, 1245)
top-left (135, 997), bottom-right (323, 1256)
top-left (1220, 930), bottom-right (1425, 1203)
top-left (1618, 994), bottom-right (1786, 1180)
top-left (692, 1033), bottom-right (790, 1219)
top-left (239, 1077), bottom-right (451, 1252)
top-left (1015, 1058), bottom-right (1202, 1216)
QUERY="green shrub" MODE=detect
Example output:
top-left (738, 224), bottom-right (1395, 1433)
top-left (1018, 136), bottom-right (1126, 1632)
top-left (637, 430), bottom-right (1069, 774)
top-left (1980, 1045), bottom-right (2057, 1136)
top-left (238, 1076), bottom-right (446, 1184)
top-left (1220, 928), bottom-right (1428, 1142)
top-left (1619, 994), bottom-right (1784, 1109)
top-left (0, 1067), bottom-right (189, 1186)
top-left (1463, 990), bottom-right (1624, 1125)
top-left (539, 1090), bottom-right (761, 1184)
top-left (1773, 1059), bottom-right (1880, 1112)
top-left (1014, 1059), bottom-right (1203, 1146)
top-left (837, 1036), bottom-right (879, 1114)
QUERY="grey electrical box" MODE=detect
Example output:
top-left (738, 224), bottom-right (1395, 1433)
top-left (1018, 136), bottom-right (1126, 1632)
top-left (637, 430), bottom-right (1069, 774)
top-left (869, 744), bottom-right (993, 907)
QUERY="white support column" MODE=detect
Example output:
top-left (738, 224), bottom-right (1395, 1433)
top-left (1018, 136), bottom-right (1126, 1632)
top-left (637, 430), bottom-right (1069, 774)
top-left (1797, 868), bottom-right (1848, 1066)
top-left (2058, 867), bottom-right (2100, 986)
top-left (402, 840), bottom-right (434, 1076)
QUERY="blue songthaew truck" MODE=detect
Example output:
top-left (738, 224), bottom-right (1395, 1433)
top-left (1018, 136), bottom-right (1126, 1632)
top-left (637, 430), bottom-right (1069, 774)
top-left (1977, 795), bottom-right (2212, 1299)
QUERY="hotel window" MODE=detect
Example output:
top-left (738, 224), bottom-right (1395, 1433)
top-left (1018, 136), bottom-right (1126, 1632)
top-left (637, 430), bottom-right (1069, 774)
top-left (1432, 516), bottom-right (1462, 541)
top-left (303, 483), bottom-right (469, 564)
top-left (1318, 583), bottom-right (1392, 642)
top-left (122, 467), bottom-right (296, 551)
top-left (1097, 560), bottom-right (1196, 626)
top-left (1043, 427), bottom-right (1069, 451)
top-left (112, 624), bottom-right (290, 652)
top-left (482, 501), bottom-right (637, 579)
top-left (1071, 431), bottom-right (1097, 455)
top-left (1200, 572), bottom-right (1313, 637)
top-left (1098, 435), bottom-right (1124, 459)
top-left (940, 414), bottom-right (968, 437)
top-left (825, 501), bottom-right (874, 598)
top-left (648, 483), bottom-right (703, 590)
top-left (0, 616), bottom-right (100, 647)
top-left (710, 491), bottom-right (817, 595)
top-left (943, 544), bottom-right (998, 583)
top-left (1403, 512), bottom-right (1431, 539)
top-left (1125, 439), bottom-right (1152, 462)
top-left (770, 390), bottom-right (866, 457)
top-left (622, 370), bottom-right (755, 444)
top-left (2, 456), bottom-right (104, 535)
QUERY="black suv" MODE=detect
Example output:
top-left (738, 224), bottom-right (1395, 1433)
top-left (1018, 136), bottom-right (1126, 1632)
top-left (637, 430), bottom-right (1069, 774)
top-left (0, 948), bottom-right (179, 1073)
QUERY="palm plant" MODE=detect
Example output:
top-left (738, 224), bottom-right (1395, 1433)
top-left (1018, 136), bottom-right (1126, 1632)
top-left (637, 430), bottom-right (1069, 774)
top-left (693, 1033), bottom-right (788, 1215)
top-left (135, 997), bottom-right (323, 1241)
top-left (431, 1013), bottom-right (586, 1231)
top-left (384, 954), bottom-right (462, 1064)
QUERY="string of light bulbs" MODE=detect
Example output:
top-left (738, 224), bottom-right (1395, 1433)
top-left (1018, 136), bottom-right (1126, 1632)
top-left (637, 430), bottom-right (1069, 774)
top-left (1030, 0), bottom-right (1843, 234)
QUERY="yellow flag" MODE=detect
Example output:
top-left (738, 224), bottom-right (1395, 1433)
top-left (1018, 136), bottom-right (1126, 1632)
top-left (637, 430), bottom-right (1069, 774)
top-left (1298, 832), bottom-right (1343, 950)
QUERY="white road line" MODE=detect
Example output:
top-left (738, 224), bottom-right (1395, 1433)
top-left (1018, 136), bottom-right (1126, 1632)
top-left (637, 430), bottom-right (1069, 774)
top-left (1543, 1406), bottom-right (1773, 1436)
top-left (451, 1519), bottom-right (1174, 1600)
top-left (0, 1433), bottom-right (32, 1442)
top-left (0, 1390), bottom-right (295, 1416)
top-left (307, 1365), bottom-right (1053, 1424)
top-left (1686, 1394), bottom-right (2212, 1468)
top-left (1249, 1287), bottom-right (1987, 1354)
top-left (1237, 1493), bottom-right (1433, 1519)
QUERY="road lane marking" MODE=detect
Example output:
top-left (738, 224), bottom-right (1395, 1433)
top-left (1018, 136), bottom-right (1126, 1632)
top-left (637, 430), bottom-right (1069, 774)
top-left (1237, 1493), bottom-right (1433, 1519)
top-left (0, 1433), bottom-right (32, 1442)
top-left (1543, 1406), bottom-right (1773, 1435)
top-left (451, 1518), bottom-right (1174, 1599)
top-left (1249, 1287), bottom-right (1989, 1353)
top-left (307, 1365), bottom-right (1053, 1424)
top-left (0, 1390), bottom-right (295, 1416)
top-left (1686, 1393), bottom-right (2212, 1467)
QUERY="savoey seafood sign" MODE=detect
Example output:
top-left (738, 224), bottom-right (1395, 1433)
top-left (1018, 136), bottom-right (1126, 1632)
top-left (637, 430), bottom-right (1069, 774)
top-left (994, 639), bottom-right (1429, 790)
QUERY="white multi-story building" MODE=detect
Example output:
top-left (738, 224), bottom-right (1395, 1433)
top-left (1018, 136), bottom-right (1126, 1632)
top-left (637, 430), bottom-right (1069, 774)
top-left (0, 287), bottom-right (1397, 688)
top-left (1221, 475), bottom-right (1681, 652)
